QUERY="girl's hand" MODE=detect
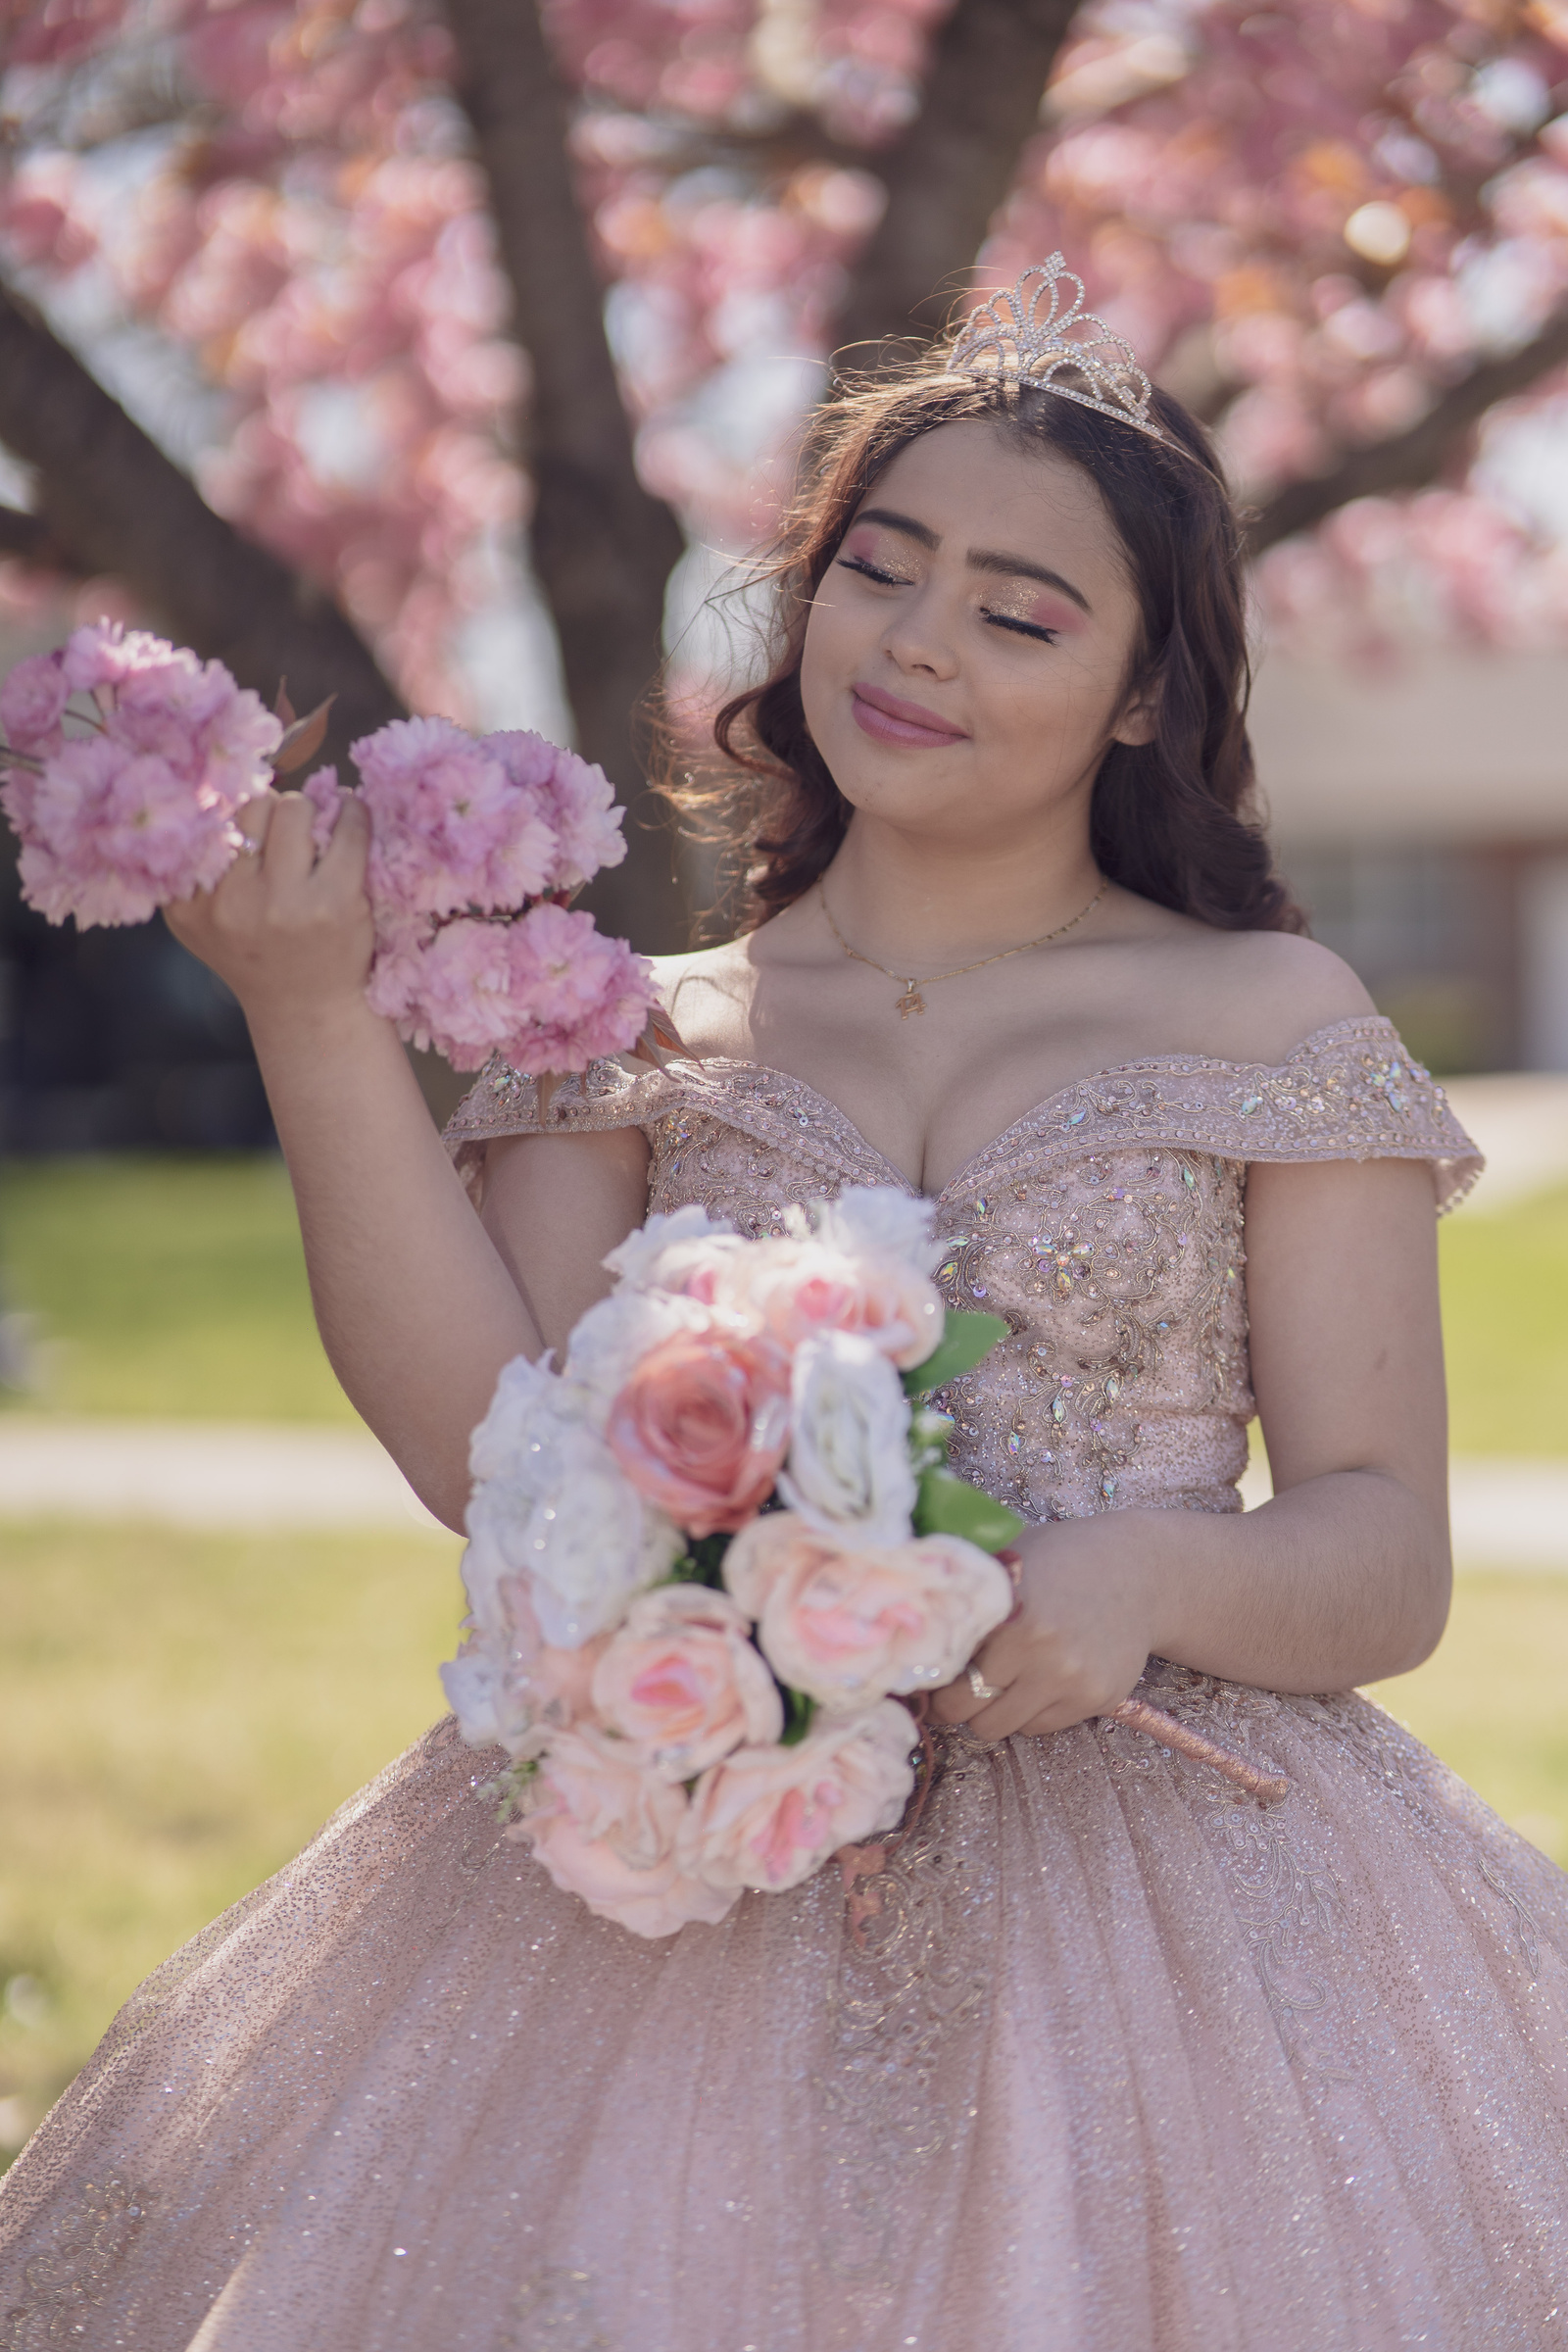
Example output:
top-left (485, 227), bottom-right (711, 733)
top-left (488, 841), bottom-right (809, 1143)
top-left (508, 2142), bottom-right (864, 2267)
top-left (928, 1513), bottom-right (1160, 1740)
top-left (163, 787), bottom-right (374, 1025)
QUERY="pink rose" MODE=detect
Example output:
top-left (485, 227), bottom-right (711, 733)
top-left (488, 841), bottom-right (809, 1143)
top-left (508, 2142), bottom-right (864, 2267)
top-left (591, 1585), bottom-right (783, 1779)
top-left (606, 1327), bottom-right (791, 1537)
top-left (522, 1727), bottom-right (737, 1938)
top-left (718, 1239), bottom-right (943, 1370)
top-left (679, 1702), bottom-right (916, 1893)
top-left (724, 1511), bottom-right (1013, 1710)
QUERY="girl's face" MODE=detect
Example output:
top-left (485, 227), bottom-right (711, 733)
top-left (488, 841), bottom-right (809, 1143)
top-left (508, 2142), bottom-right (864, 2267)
top-left (798, 419), bottom-right (1153, 849)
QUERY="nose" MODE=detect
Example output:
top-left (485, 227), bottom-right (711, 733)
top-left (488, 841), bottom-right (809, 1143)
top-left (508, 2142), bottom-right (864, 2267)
top-left (881, 583), bottom-right (959, 681)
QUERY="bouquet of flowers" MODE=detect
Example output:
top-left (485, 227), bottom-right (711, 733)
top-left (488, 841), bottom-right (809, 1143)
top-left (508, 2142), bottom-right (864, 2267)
top-left (440, 1186), bottom-right (1028, 1938)
top-left (0, 621), bottom-right (655, 1073)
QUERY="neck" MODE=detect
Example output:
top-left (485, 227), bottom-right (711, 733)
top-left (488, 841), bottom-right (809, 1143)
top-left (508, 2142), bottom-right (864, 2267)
top-left (818, 807), bottom-right (1103, 969)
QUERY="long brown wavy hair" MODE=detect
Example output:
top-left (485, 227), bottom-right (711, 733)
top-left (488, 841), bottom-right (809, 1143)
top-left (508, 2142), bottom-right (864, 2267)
top-left (662, 344), bottom-right (1304, 937)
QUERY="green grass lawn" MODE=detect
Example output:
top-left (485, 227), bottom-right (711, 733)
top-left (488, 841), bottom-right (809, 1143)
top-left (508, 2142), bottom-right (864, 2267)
top-left (1, 1153), bottom-right (354, 1421)
top-left (0, 1521), bottom-right (463, 2161)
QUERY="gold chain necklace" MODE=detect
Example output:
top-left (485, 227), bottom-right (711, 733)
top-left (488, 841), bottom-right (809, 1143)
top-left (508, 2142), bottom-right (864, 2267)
top-left (816, 874), bottom-right (1107, 1018)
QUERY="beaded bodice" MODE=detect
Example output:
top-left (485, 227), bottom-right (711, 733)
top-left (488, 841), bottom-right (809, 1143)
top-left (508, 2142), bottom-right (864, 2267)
top-left (446, 1017), bottom-right (1479, 1526)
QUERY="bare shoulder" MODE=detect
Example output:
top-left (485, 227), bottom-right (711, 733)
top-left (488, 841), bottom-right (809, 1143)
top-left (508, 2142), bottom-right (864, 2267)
top-left (1102, 899), bottom-right (1377, 1067)
top-left (1171, 928), bottom-right (1377, 1065)
top-left (647, 938), bottom-right (757, 1056)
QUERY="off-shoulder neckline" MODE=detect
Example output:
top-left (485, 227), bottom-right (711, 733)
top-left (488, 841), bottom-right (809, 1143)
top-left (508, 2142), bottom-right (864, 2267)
top-left (657, 1012), bottom-right (1414, 1205)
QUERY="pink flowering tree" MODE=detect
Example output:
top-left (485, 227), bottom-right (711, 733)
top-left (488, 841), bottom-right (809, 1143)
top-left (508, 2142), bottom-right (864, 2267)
top-left (2, 0), bottom-right (1566, 953)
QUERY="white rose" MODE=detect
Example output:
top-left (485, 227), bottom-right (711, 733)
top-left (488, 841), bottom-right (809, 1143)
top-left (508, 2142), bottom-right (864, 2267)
top-left (467, 1350), bottom-right (560, 1486)
top-left (439, 1630), bottom-right (544, 1754)
top-left (777, 1331), bottom-right (917, 1548)
top-left (601, 1205), bottom-right (743, 1297)
top-left (808, 1184), bottom-right (942, 1275)
top-left (466, 1373), bottom-right (680, 1647)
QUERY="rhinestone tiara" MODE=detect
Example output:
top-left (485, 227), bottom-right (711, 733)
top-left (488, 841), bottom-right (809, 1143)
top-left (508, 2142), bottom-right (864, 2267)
top-left (944, 254), bottom-right (1162, 440)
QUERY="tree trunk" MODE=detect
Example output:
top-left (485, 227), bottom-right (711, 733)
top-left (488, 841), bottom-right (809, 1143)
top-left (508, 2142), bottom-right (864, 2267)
top-left (1248, 308), bottom-right (1568, 556)
top-left (830, 0), bottom-right (1081, 357)
top-left (442, 0), bottom-right (691, 956)
top-left (0, 278), bottom-right (405, 765)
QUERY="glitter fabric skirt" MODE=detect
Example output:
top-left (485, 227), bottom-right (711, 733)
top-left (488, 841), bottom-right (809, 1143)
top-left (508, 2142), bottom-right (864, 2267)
top-left (2, 1671), bottom-right (1566, 2351)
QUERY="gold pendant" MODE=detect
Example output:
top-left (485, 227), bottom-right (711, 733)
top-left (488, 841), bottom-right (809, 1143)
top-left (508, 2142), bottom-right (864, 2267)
top-left (897, 982), bottom-right (926, 1017)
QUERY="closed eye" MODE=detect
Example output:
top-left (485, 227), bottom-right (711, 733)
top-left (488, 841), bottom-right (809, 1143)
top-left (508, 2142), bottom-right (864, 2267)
top-left (836, 555), bottom-right (911, 588)
top-left (983, 609), bottom-right (1060, 644)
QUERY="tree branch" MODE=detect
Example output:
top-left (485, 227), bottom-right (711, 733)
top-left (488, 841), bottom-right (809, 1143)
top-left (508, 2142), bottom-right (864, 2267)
top-left (0, 276), bottom-right (404, 765)
top-left (443, 0), bottom-right (690, 955)
top-left (0, 504), bottom-right (61, 565)
top-left (830, 0), bottom-right (1080, 355)
top-left (1248, 305), bottom-right (1568, 556)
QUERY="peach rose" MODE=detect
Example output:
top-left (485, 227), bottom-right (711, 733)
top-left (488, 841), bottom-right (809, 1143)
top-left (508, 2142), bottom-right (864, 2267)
top-left (591, 1584), bottom-right (783, 1779)
top-left (724, 1511), bottom-right (1013, 1711)
top-left (679, 1702), bottom-right (916, 1893)
top-left (606, 1326), bottom-right (791, 1537)
top-left (521, 1727), bottom-right (737, 1938)
top-left (717, 1239), bottom-right (943, 1371)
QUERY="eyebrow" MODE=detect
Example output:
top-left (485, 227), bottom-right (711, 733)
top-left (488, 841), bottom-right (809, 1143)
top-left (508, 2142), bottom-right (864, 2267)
top-left (853, 506), bottom-right (1093, 615)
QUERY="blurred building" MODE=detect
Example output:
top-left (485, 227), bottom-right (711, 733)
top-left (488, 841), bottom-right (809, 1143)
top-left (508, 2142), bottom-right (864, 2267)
top-left (1251, 649), bottom-right (1566, 1078)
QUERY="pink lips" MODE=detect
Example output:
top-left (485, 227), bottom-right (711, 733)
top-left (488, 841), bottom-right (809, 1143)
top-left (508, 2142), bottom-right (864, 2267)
top-left (850, 683), bottom-right (967, 750)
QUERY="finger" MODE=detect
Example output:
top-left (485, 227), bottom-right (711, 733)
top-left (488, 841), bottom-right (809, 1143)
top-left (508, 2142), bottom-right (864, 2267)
top-left (236, 789), bottom-right (278, 852)
top-left (928, 1647), bottom-right (1013, 1728)
top-left (260, 789), bottom-right (318, 890)
top-left (318, 789), bottom-right (369, 886)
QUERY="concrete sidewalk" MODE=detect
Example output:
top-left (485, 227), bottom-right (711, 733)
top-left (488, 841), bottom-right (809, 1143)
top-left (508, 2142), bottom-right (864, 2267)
top-left (0, 1417), bottom-right (1563, 1569)
top-left (0, 1417), bottom-right (450, 1537)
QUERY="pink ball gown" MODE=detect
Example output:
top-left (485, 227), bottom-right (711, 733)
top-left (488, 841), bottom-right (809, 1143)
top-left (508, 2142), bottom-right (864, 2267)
top-left (3, 1015), bottom-right (1565, 2350)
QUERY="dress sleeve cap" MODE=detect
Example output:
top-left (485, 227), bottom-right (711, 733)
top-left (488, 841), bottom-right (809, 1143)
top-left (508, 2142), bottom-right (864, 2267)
top-left (442, 1054), bottom-right (680, 1206)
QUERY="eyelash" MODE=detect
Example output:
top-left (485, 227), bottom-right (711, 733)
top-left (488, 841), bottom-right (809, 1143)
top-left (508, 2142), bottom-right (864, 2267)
top-left (836, 555), bottom-right (1061, 645)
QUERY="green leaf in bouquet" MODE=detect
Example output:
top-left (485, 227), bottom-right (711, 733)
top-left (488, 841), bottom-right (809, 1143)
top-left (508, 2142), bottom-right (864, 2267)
top-left (666, 1533), bottom-right (731, 1590)
top-left (779, 1687), bottom-right (817, 1747)
top-left (903, 1309), bottom-right (1010, 1398)
top-left (913, 1467), bottom-right (1024, 1553)
top-left (908, 1405), bottom-right (954, 1474)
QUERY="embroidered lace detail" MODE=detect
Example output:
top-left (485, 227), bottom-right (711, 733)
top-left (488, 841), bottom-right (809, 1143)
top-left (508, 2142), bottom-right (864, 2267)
top-left (443, 1016), bottom-right (1482, 1213)
top-left (3, 2172), bottom-right (151, 2348)
top-left (442, 1018), bottom-right (1480, 1530)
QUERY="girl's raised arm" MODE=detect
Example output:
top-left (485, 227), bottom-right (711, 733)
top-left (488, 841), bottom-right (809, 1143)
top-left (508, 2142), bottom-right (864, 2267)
top-left (165, 788), bottom-right (649, 1529)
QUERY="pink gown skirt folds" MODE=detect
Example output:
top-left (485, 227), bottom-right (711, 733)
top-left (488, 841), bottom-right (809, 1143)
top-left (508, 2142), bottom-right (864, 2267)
top-left (3, 1016), bottom-right (1566, 2351)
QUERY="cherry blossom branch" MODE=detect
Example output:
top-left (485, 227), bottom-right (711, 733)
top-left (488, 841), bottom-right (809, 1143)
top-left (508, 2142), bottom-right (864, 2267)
top-left (830, 0), bottom-right (1081, 357)
top-left (1248, 304), bottom-right (1568, 558)
top-left (442, 0), bottom-right (690, 956)
top-left (0, 274), bottom-right (405, 769)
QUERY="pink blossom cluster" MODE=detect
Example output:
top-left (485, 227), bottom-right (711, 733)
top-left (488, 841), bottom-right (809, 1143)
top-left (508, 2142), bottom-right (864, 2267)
top-left (332, 713), bottom-right (651, 1073)
top-left (0, 622), bottom-right (280, 926)
top-left (0, 631), bottom-right (653, 1075)
top-left (442, 1190), bottom-right (1015, 1938)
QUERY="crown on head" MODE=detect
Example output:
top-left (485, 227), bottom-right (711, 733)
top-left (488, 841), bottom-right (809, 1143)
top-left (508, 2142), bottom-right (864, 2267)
top-left (944, 254), bottom-right (1162, 440)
